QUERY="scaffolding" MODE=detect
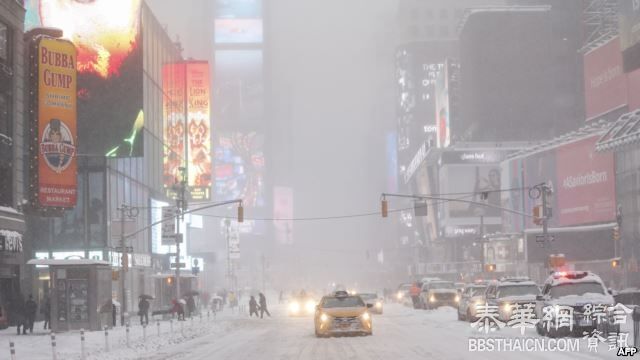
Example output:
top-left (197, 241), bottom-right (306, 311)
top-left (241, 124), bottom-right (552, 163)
top-left (580, 0), bottom-right (619, 53)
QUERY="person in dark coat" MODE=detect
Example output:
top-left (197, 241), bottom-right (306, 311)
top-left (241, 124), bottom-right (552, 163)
top-left (42, 297), bottom-right (51, 330)
top-left (24, 294), bottom-right (38, 333)
top-left (112, 300), bottom-right (117, 327)
top-left (138, 297), bottom-right (150, 325)
top-left (258, 293), bottom-right (270, 319)
top-left (186, 295), bottom-right (196, 318)
top-left (249, 296), bottom-right (259, 317)
top-left (10, 295), bottom-right (26, 335)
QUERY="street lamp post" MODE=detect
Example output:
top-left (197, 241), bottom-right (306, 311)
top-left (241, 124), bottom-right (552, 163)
top-left (117, 204), bottom-right (139, 326)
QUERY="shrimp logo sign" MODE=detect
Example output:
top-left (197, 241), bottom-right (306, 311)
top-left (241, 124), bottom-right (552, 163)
top-left (40, 118), bottom-right (76, 173)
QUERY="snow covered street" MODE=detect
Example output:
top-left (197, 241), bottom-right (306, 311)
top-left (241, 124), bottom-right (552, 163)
top-left (1, 303), bottom-right (635, 359)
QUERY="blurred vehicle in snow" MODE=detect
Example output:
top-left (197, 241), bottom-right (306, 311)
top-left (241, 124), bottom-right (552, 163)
top-left (314, 291), bottom-right (373, 337)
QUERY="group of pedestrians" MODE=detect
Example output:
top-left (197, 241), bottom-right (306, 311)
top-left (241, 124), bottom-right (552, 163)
top-left (248, 292), bottom-right (271, 319)
top-left (8, 294), bottom-right (50, 335)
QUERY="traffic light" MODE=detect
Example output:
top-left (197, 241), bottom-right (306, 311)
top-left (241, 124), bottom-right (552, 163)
top-left (381, 199), bottom-right (388, 218)
top-left (485, 264), bottom-right (496, 272)
top-left (612, 258), bottom-right (622, 268)
top-left (166, 277), bottom-right (173, 285)
top-left (613, 226), bottom-right (620, 241)
top-left (237, 203), bottom-right (244, 223)
top-left (533, 205), bottom-right (543, 225)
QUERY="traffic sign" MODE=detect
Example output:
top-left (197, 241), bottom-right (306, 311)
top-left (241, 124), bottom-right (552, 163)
top-left (535, 234), bottom-right (555, 243)
top-left (162, 207), bottom-right (177, 245)
top-left (171, 262), bottom-right (186, 269)
top-left (114, 246), bottom-right (133, 253)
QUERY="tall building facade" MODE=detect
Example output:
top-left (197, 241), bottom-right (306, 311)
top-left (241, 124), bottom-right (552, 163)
top-left (23, 1), bottom-right (184, 312)
top-left (0, 0), bottom-right (27, 309)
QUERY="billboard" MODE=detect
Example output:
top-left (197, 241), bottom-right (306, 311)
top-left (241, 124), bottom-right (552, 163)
top-left (26, 0), bottom-right (144, 157)
top-left (435, 61), bottom-right (450, 148)
top-left (583, 37), bottom-right (627, 121)
top-left (214, 0), bottom-right (263, 44)
top-left (214, 50), bottom-right (263, 123)
top-left (162, 62), bottom-right (213, 201)
top-left (273, 186), bottom-right (293, 244)
top-left (214, 132), bottom-right (265, 207)
top-left (32, 37), bottom-right (78, 209)
top-left (162, 63), bottom-right (187, 192)
top-left (619, 0), bottom-right (640, 72)
top-left (500, 158), bottom-right (525, 233)
top-left (186, 62), bottom-right (212, 201)
top-left (441, 165), bottom-right (502, 219)
top-left (555, 136), bottom-right (616, 226)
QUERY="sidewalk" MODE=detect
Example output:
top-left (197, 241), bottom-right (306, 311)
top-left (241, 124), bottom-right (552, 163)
top-left (0, 310), bottom-right (232, 360)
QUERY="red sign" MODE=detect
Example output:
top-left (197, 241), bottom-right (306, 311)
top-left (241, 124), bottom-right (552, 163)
top-left (584, 37), bottom-right (628, 121)
top-left (555, 136), bottom-right (616, 226)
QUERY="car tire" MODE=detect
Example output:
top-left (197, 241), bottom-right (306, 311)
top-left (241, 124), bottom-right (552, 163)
top-left (467, 309), bottom-right (474, 322)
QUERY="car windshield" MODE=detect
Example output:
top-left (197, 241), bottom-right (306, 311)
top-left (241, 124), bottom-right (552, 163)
top-left (468, 286), bottom-right (486, 297)
top-left (549, 282), bottom-right (605, 298)
top-left (358, 294), bottom-right (377, 300)
top-left (430, 282), bottom-right (454, 289)
top-left (497, 285), bottom-right (539, 297)
top-left (322, 296), bottom-right (365, 308)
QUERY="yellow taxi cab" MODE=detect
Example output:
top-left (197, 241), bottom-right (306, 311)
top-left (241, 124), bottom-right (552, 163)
top-left (314, 291), bottom-right (373, 337)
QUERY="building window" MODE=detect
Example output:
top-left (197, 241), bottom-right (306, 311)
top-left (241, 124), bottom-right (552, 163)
top-left (425, 25), bottom-right (435, 38)
top-left (440, 26), bottom-right (449, 37)
top-left (0, 22), bottom-right (9, 64)
top-left (440, 9), bottom-right (448, 20)
top-left (425, 9), bottom-right (433, 20)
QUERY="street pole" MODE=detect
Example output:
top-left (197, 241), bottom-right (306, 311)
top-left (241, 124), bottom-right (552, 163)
top-left (175, 167), bottom-right (187, 303)
top-left (225, 219), bottom-right (232, 290)
top-left (261, 254), bottom-right (266, 292)
top-left (479, 215), bottom-right (485, 273)
top-left (119, 205), bottom-right (126, 326)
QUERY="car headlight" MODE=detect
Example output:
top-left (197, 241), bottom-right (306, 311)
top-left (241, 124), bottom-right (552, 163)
top-left (305, 300), bottom-right (315, 313)
top-left (361, 312), bottom-right (370, 321)
top-left (320, 313), bottom-right (329, 322)
top-left (289, 302), bottom-right (300, 313)
top-left (375, 301), bottom-right (382, 308)
top-left (454, 295), bottom-right (460, 303)
top-left (396, 292), bottom-right (403, 300)
top-left (501, 303), bottom-right (512, 313)
top-left (429, 295), bottom-right (436, 303)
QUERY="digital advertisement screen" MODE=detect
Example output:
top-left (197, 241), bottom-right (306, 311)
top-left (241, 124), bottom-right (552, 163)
top-left (162, 62), bottom-right (187, 193)
top-left (26, 0), bottom-right (144, 157)
top-left (214, 50), bottom-right (264, 123)
top-left (435, 63), bottom-right (450, 148)
top-left (34, 37), bottom-right (77, 209)
top-left (214, 132), bottom-right (265, 208)
top-left (273, 186), bottom-right (293, 245)
top-left (440, 165), bottom-right (502, 219)
top-left (214, 0), bottom-right (263, 44)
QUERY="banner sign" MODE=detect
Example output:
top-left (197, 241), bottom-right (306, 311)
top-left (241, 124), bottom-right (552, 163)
top-left (33, 36), bottom-right (78, 209)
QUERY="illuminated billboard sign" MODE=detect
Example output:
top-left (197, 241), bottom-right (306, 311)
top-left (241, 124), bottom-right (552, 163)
top-left (30, 36), bottom-right (78, 209)
top-left (162, 62), bottom-right (212, 201)
top-left (186, 62), bottom-right (212, 201)
top-left (435, 62), bottom-right (450, 148)
top-left (214, 132), bottom-right (265, 207)
top-left (26, 0), bottom-right (144, 157)
top-left (215, 0), bottom-right (263, 44)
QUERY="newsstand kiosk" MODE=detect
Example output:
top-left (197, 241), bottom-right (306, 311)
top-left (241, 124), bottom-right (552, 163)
top-left (27, 259), bottom-right (112, 332)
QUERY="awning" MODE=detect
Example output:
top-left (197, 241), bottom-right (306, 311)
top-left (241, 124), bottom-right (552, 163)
top-left (0, 206), bottom-right (25, 233)
top-left (596, 109), bottom-right (640, 152)
top-left (524, 222), bottom-right (617, 234)
top-left (27, 259), bottom-right (110, 266)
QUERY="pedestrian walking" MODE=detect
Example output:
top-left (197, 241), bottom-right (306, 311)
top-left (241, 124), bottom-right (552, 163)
top-left (138, 296), bottom-right (150, 325)
top-left (249, 296), bottom-right (259, 317)
top-left (24, 294), bottom-right (37, 333)
top-left (10, 294), bottom-right (26, 335)
top-left (258, 292), bottom-right (270, 318)
top-left (172, 299), bottom-right (185, 320)
top-left (42, 296), bottom-right (51, 330)
top-left (186, 295), bottom-right (196, 318)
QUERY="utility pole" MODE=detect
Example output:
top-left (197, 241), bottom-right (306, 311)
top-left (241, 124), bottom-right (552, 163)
top-left (479, 215), bottom-right (485, 273)
top-left (118, 204), bottom-right (138, 326)
top-left (175, 167), bottom-right (187, 303)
